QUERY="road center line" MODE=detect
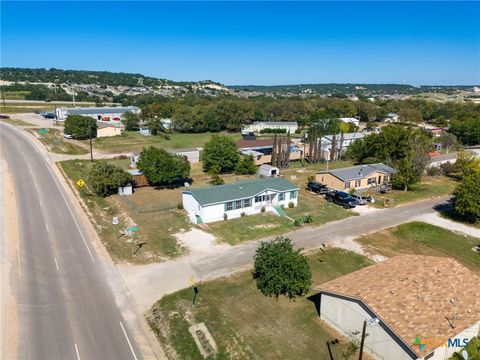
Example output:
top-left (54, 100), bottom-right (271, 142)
top-left (54, 257), bottom-right (59, 271)
top-left (120, 321), bottom-right (138, 360)
top-left (74, 343), bottom-right (80, 360)
top-left (44, 163), bottom-right (95, 263)
top-left (45, 223), bottom-right (49, 232)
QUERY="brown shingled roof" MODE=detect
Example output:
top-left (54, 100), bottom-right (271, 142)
top-left (317, 255), bottom-right (480, 357)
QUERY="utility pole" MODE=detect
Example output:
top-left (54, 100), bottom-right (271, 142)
top-left (358, 320), bottom-right (367, 360)
top-left (89, 126), bottom-right (94, 162)
top-left (1, 86), bottom-right (5, 109)
top-left (73, 91), bottom-right (76, 107)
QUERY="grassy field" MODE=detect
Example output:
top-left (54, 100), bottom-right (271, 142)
top-left (371, 176), bottom-right (457, 208)
top-left (358, 222), bottom-right (480, 272)
top-left (58, 159), bottom-right (191, 263)
top-left (27, 128), bottom-right (89, 155)
top-left (0, 117), bottom-right (35, 126)
top-left (148, 248), bottom-right (373, 360)
top-left (87, 131), bottom-right (241, 153)
top-left (207, 191), bottom-right (356, 245)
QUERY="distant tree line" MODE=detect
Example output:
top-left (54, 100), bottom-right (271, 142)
top-left (121, 95), bottom-right (480, 134)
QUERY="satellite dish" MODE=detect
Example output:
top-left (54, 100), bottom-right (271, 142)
top-left (184, 182), bottom-right (190, 188)
top-left (462, 350), bottom-right (469, 360)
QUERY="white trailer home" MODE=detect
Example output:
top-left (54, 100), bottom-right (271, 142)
top-left (182, 178), bottom-right (299, 224)
top-left (56, 106), bottom-right (140, 122)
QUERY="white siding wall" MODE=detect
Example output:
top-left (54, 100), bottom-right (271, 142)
top-left (182, 193), bottom-right (200, 223)
top-left (183, 189), bottom-right (299, 224)
top-left (320, 294), bottom-right (414, 360)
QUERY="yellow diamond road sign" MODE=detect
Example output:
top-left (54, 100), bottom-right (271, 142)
top-left (76, 179), bottom-right (85, 187)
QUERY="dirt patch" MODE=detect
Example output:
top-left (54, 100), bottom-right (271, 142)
top-left (174, 228), bottom-right (228, 255)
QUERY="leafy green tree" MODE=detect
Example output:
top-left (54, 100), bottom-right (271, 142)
top-left (236, 155), bottom-right (257, 175)
top-left (64, 115), bottom-right (97, 140)
top-left (87, 161), bottom-right (131, 197)
top-left (453, 170), bottom-right (480, 222)
top-left (447, 150), bottom-right (480, 181)
top-left (450, 118), bottom-right (480, 146)
top-left (252, 237), bottom-right (312, 300)
top-left (137, 146), bottom-right (190, 185)
top-left (201, 135), bottom-right (240, 173)
top-left (392, 157), bottom-right (421, 191)
top-left (122, 111), bottom-right (140, 131)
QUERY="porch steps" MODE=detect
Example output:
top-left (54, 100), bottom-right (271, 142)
top-left (274, 206), bottom-right (286, 217)
top-left (195, 215), bottom-right (204, 225)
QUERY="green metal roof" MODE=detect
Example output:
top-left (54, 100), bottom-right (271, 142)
top-left (184, 177), bottom-right (298, 206)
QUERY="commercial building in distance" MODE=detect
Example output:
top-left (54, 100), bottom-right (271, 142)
top-left (55, 106), bottom-right (140, 122)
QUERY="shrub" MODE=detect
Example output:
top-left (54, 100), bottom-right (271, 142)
top-left (307, 175), bottom-right (315, 182)
top-left (209, 174), bottom-right (225, 186)
top-left (87, 161), bottom-right (131, 197)
top-left (294, 129), bottom-right (301, 134)
top-left (252, 237), bottom-right (312, 300)
top-left (236, 154), bottom-right (257, 175)
top-left (288, 201), bottom-right (295, 208)
top-left (241, 212), bottom-right (246, 217)
top-left (294, 218), bottom-right (302, 227)
top-left (303, 215), bottom-right (313, 224)
top-left (261, 206), bottom-right (266, 213)
top-left (177, 202), bottom-right (183, 210)
top-left (223, 213), bottom-right (228, 221)
top-left (426, 166), bottom-right (442, 176)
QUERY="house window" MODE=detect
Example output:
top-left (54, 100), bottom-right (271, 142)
top-left (235, 200), bottom-right (243, 209)
top-left (243, 198), bottom-right (251, 207)
top-left (225, 202), bottom-right (233, 211)
top-left (290, 190), bottom-right (297, 199)
top-left (367, 177), bottom-right (376, 185)
top-left (344, 181), bottom-right (350, 189)
top-left (279, 192), bottom-right (285, 201)
top-left (355, 180), bottom-right (361, 187)
top-left (255, 196), bottom-right (261, 203)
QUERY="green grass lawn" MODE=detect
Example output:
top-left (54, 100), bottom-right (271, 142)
top-left (58, 159), bottom-right (191, 263)
top-left (87, 131), bottom-right (241, 154)
top-left (148, 248), bottom-right (373, 360)
top-left (206, 191), bottom-right (355, 245)
top-left (27, 128), bottom-right (89, 155)
top-left (372, 176), bottom-right (457, 208)
top-left (358, 222), bottom-right (480, 273)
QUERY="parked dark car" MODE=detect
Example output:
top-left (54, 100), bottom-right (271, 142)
top-left (325, 191), bottom-right (357, 209)
top-left (0, 114), bottom-right (10, 119)
top-left (307, 181), bottom-right (329, 194)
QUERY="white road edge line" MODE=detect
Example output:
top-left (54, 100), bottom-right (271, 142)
top-left (74, 343), bottom-right (80, 360)
top-left (45, 223), bottom-right (50, 232)
top-left (120, 321), bottom-right (138, 360)
top-left (44, 164), bottom-right (95, 263)
top-left (54, 257), bottom-right (59, 271)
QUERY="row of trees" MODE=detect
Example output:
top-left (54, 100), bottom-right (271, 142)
top-left (128, 95), bottom-right (480, 134)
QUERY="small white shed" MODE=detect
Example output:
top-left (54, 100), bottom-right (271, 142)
top-left (118, 184), bottom-right (133, 196)
top-left (259, 164), bottom-right (279, 177)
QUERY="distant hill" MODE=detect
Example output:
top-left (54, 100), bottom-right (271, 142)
top-left (0, 67), bottom-right (223, 88)
top-left (228, 83), bottom-right (475, 95)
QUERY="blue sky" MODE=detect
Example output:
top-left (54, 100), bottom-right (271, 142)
top-left (1, 1), bottom-right (479, 85)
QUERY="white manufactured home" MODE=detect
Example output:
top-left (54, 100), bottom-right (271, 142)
top-left (182, 178), bottom-right (299, 224)
top-left (56, 106), bottom-right (140, 122)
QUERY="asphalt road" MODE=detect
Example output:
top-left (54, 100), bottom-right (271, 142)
top-left (120, 196), bottom-right (451, 312)
top-left (1, 124), bottom-right (144, 360)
